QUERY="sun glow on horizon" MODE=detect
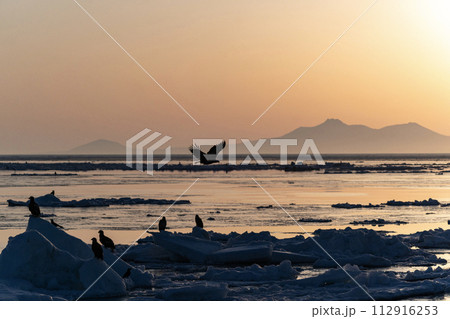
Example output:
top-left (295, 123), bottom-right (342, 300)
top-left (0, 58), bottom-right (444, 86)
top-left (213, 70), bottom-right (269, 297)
top-left (2, 0), bottom-right (450, 153)
top-left (422, 1), bottom-right (450, 43)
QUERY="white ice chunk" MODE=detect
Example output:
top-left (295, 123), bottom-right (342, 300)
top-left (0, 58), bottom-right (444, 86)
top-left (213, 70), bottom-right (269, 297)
top-left (153, 232), bottom-right (222, 263)
top-left (207, 244), bottom-right (273, 265)
top-left (202, 260), bottom-right (298, 281)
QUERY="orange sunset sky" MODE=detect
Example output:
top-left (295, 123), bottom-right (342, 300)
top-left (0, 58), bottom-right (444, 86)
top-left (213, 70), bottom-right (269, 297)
top-left (1, 0), bottom-right (450, 153)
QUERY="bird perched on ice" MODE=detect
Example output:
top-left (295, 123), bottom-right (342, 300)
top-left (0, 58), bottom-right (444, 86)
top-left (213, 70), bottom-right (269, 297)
top-left (28, 196), bottom-right (41, 217)
top-left (195, 214), bottom-right (204, 228)
top-left (189, 140), bottom-right (226, 165)
top-left (158, 216), bottom-right (167, 232)
top-left (91, 238), bottom-right (103, 260)
top-left (98, 230), bottom-right (115, 252)
top-left (51, 219), bottom-right (64, 229)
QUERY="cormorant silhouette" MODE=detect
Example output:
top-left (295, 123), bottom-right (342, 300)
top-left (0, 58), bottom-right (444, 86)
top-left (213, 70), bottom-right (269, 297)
top-left (122, 268), bottom-right (131, 278)
top-left (195, 214), bottom-right (204, 228)
top-left (189, 141), bottom-right (226, 165)
top-left (98, 230), bottom-right (115, 252)
top-left (50, 190), bottom-right (55, 196)
top-left (91, 238), bottom-right (103, 260)
top-left (28, 196), bottom-right (41, 217)
top-left (51, 219), bottom-right (64, 229)
top-left (158, 216), bottom-right (167, 232)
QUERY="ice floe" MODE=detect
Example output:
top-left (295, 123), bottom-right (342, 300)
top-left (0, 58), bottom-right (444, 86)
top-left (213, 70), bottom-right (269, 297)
top-left (350, 219), bottom-right (408, 226)
top-left (202, 260), bottom-right (298, 282)
top-left (2, 220), bottom-right (450, 301)
top-left (0, 218), bottom-right (153, 300)
top-left (7, 193), bottom-right (190, 208)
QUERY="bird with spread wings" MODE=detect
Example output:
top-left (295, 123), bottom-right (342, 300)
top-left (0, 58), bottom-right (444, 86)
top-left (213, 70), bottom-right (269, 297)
top-left (189, 140), bottom-right (226, 165)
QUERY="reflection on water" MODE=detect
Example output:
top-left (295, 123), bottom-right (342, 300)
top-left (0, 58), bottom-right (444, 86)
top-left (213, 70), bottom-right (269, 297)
top-left (1, 158), bottom-right (450, 301)
top-left (1, 167), bottom-right (449, 234)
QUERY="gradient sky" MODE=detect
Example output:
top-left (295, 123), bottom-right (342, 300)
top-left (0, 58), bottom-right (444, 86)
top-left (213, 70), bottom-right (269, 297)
top-left (1, 0), bottom-right (450, 153)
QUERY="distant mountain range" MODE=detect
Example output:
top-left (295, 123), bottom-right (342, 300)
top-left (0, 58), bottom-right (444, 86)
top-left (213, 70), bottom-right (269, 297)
top-left (66, 119), bottom-right (450, 155)
top-left (67, 139), bottom-right (125, 155)
top-left (276, 119), bottom-right (450, 154)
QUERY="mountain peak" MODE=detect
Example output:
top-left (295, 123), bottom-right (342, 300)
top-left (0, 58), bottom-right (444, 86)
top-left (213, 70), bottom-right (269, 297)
top-left (279, 119), bottom-right (450, 153)
top-left (67, 139), bottom-right (125, 155)
top-left (320, 118), bottom-right (346, 126)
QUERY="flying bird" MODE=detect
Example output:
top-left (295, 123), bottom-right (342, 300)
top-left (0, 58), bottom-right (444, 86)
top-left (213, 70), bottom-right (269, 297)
top-left (98, 230), bottom-right (115, 252)
top-left (158, 216), bottom-right (167, 232)
top-left (195, 214), bottom-right (204, 228)
top-left (91, 238), bottom-right (103, 260)
top-left (51, 219), bottom-right (64, 229)
top-left (189, 140), bottom-right (226, 165)
top-left (28, 196), bottom-right (41, 217)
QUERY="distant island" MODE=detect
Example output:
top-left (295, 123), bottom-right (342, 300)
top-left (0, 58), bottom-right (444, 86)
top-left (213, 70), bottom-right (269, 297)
top-left (67, 139), bottom-right (125, 155)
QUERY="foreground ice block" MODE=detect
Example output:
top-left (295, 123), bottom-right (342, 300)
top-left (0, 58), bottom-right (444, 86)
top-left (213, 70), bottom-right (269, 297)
top-left (207, 244), bottom-right (273, 265)
top-left (156, 283), bottom-right (228, 300)
top-left (202, 260), bottom-right (298, 281)
top-left (271, 250), bottom-right (318, 264)
top-left (27, 216), bottom-right (92, 259)
top-left (153, 232), bottom-right (222, 263)
top-left (0, 230), bottom-right (126, 298)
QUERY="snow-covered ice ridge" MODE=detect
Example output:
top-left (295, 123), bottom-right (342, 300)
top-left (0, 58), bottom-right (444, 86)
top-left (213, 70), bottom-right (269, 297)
top-left (0, 218), bottom-right (153, 300)
top-left (1, 161), bottom-right (447, 173)
top-left (332, 198), bottom-right (443, 209)
top-left (1, 219), bottom-right (449, 301)
top-left (7, 194), bottom-right (190, 208)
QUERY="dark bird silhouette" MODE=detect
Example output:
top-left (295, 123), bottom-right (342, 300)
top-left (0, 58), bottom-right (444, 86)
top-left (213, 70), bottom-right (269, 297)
top-left (50, 190), bottom-right (55, 196)
top-left (98, 230), bottom-right (115, 252)
top-left (122, 268), bottom-right (132, 279)
top-left (158, 216), bottom-right (167, 232)
top-left (189, 140), bottom-right (226, 165)
top-left (91, 238), bottom-right (103, 260)
top-left (28, 196), bottom-right (41, 217)
top-left (195, 214), bottom-right (204, 228)
top-left (51, 219), bottom-right (64, 229)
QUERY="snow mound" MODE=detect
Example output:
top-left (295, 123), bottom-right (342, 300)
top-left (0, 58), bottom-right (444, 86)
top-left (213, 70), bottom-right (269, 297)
top-left (291, 264), bottom-right (446, 301)
top-left (78, 258), bottom-right (127, 298)
top-left (0, 230), bottom-right (126, 298)
top-left (226, 231), bottom-right (278, 246)
top-left (418, 229), bottom-right (450, 249)
top-left (274, 227), bottom-right (444, 267)
top-left (27, 217), bottom-right (92, 259)
top-left (103, 249), bottom-right (153, 289)
top-left (311, 228), bottom-right (411, 258)
top-left (191, 226), bottom-right (211, 240)
top-left (404, 267), bottom-right (448, 281)
top-left (153, 232), bottom-right (222, 263)
top-left (208, 244), bottom-right (273, 265)
top-left (202, 260), bottom-right (298, 281)
top-left (156, 283), bottom-right (228, 300)
top-left (0, 218), bottom-right (153, 299)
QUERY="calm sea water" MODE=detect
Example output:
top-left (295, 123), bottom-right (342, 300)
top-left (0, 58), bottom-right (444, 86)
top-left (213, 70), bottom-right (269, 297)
top-left (1, 154), bottom-right (450, 250)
